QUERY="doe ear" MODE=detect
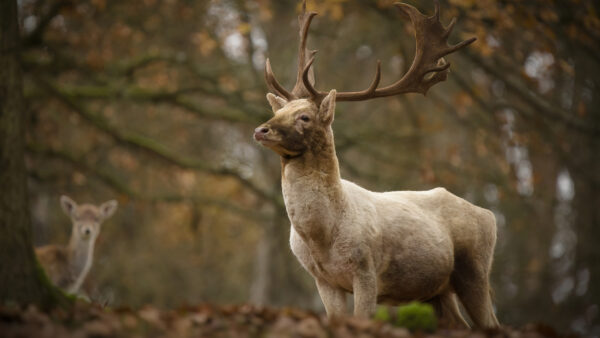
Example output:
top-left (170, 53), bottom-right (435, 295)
top-left (99, 200), bottom-right (118, 221)
top-left (60, 195), bottom-right (78, 217)
top-left (266, 93), bottom-right (288, 113)
top-left (318, 89), bottom-right (337, 124)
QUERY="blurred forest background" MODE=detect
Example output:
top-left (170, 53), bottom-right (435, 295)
top-left (17, 0), bottom-right (599, 335)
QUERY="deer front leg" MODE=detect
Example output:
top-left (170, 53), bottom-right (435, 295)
top-left (350, 247), bottom-right (377, 317)
top-left (353, 272), bottom-right (377, 317)
top-left (316, 279), bottom-right (347, 317)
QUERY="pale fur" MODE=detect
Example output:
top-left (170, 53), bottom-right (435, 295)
top-left (256, 93), bottom-right (500, 328)
top-left (36, 196), bottom-right (117, 294)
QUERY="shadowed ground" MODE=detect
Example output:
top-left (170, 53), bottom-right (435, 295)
top-left (0, 303), bottom-right (568, 338)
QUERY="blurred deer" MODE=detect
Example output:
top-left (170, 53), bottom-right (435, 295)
top-left (254, 1), bottom-right (499, 329)
top-left (36, 195), bottom-right (118, 294)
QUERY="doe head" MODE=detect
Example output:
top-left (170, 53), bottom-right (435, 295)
top-left (60, 195), bottom-right (118, 242)
top-left (254, 90), bottom-right (336, 158)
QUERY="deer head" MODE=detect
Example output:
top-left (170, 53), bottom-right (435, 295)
top-left (60, 195), bottom-right (118, 243)
top-left (254, 1), bottom-right (475, 158)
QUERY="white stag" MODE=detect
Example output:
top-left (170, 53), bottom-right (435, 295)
top-left (253, 1), bottom-right (498, 329)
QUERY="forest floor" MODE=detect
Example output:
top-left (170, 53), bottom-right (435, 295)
top-left (0, 302), bottom-right (569, 338)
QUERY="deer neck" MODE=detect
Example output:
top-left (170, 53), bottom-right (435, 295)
top-left (281, 131), bottom-right (346, 253)
top-left (67, 232), bottom-right (95, 292)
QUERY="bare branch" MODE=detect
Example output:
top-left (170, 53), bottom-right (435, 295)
top-left (464, 51), bottom-right (600, 135)
top-left (26, 143), bottom-right (270, 221)
top-left (34, 77), bottom-right (283, 207)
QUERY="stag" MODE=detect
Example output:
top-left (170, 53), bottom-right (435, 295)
top-left (254, 1), bottom-right (499, 329)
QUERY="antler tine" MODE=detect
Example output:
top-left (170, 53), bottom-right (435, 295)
top-left (302, 56), bottom-right (322, 99)
top-left (265, 58), bottom-right (294, 100)
top-left (447, 36), bottom-right (477, 54)
top-left (335, 61), bottom-right (383, 101)
top-left (302, 57), bottom-right (383, 102)
top-left (443, 17), bottom-right (457, 39)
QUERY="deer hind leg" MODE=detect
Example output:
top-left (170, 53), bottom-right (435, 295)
top-left (428, 292), bottom-right (470, 329)
top-left (451, 254), bottom-right (499, 328)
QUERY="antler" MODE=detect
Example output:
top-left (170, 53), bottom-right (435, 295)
top-left (307, 1), bottom-right (476, 102)
top-left (265, 0), bottom-right (317, 101)
top-left (266, 1), bottom-right (476, 103)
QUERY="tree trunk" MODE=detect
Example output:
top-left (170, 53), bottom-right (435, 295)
top-left (0, 0), bottom-right (68, 307)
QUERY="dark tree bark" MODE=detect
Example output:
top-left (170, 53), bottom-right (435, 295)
top-left (0, 0), bottom-right (67, 307)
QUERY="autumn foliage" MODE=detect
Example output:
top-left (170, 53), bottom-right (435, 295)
top-left (8, 0), bottom-right (600, 336)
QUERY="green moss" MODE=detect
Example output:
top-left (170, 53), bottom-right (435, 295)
top-left (395, 302), bottom-right (437, 333)
top-left (373, 306), bottom-right (391, 322)
top-left (34, 259), bottom-right (53, 287)
top-left (34, 258), bottom-right (75, 309)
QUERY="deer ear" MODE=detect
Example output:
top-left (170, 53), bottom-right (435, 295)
top-left (266, 93), bottom-right (287, 113)
top-left (60, 195), bottom-right (78, 217)
top-left (318, 89), bottom-right (336, 124)
top-left (99, 200), bottom-right (118, 221)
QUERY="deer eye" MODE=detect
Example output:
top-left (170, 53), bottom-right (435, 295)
top-left (299, 115), bottom-right (310, 122)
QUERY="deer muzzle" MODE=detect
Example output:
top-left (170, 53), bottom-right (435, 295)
top-left (254, 125), bottom-right (271, 142)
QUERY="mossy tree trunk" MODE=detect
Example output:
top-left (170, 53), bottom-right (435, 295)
top-left (0, 0), bottom-right (68, 307)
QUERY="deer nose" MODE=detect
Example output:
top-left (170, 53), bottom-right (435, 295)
top-left (255, 126), bottom-right (270, 134)
top-left (84, 229), bottom-right (91, 235)
top-left (254, 126), bottom-right (270, 141)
